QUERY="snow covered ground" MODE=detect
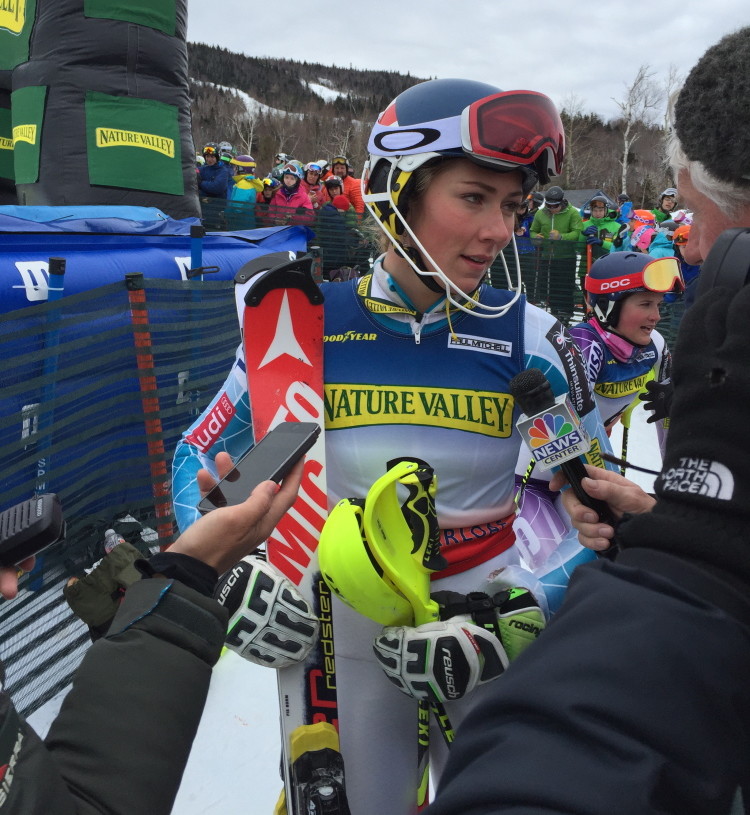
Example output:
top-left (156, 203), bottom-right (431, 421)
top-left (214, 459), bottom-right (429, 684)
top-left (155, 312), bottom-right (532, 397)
top-left (26, 404), bottom-right (661, 814)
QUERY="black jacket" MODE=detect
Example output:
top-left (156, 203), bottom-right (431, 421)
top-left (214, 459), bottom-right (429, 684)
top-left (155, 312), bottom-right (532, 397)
top-left (429, 551), bottom-right (750, 814)
top-left (0, 576), bottom-right (228, 813)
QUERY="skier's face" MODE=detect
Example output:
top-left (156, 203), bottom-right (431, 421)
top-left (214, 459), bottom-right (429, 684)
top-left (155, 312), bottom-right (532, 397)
top-left (616, 292), bottom-right (663, 345)
top-left (404, 159), bottom-right (523, 295)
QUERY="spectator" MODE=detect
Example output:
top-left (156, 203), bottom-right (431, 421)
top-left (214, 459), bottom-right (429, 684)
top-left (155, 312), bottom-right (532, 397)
top-left (615, 192), bottom-right (633, 224)
top-left (270, 163), bottom-right (314, 225)
top-left (651, 186), bottom-right (678, 223)
top-left (318, 174), bottom-right (343, 207)
top-left (270, 152), bottom-right (292, 180)
top-left (197, 142), bottom-right (231, 199)
top-left (330, 154), bottom-right (365, 214)
top-left (0, 458), bottom-right (302, 813)
top-left (301, 162), bottom-right (325, 210)
top-left (529, 185), bottom-right (583, 324)
top-left (226, 155), bottom-right (263, 229)
top-left (255, 176), bottom-right (282, 227)
top-left (581, 193), bottom-right (624, 262)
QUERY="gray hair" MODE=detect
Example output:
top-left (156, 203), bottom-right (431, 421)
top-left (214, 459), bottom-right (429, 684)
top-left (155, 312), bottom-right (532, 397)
top-left (667, 130), bottom-right (750, 218)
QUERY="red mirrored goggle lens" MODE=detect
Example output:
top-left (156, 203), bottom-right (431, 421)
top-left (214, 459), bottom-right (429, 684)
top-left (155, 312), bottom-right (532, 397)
top-left (465, 91), bottom-right (565, 180)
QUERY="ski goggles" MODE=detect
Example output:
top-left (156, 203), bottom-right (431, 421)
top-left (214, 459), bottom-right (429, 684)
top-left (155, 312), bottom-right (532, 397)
top-left (305, 163), bottom-right (322, 173)
top-left (369, 90), bottom-right (564, 184)
top-left (331, 156), bottom-right (348, 166)
top-left (587, 257), bottom-right (685, 295)
top-left (203, 146), bottom-right (218, 156)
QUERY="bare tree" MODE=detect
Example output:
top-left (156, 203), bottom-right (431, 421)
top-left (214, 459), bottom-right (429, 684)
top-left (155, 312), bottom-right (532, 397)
top-left (662, 63), bottom-right (683, 131)
top-left (612, 65), bottom-right (663, 195)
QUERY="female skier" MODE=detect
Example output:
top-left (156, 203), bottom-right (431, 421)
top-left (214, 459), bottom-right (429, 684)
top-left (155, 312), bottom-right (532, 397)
top-left (172, 78), bottom-right (616, 814)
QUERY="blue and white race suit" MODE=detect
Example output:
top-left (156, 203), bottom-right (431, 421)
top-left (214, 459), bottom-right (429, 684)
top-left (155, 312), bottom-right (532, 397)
top-left (172, 258), bottom-right (616, 815)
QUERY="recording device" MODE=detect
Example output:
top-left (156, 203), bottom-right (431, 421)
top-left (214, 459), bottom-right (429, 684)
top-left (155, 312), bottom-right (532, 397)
top-left (0, 494), bottom-right (65, 567)
top-left (510, 369), bottom-right (617, 530)
top-left (198, 422), bottom-right (321, 514)
top-left (696, 227), bottom-right (750, 297)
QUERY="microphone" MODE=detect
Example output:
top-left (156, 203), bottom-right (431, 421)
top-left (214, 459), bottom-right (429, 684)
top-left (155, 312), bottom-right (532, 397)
top-left (510, 368), bottom-right (618, 532)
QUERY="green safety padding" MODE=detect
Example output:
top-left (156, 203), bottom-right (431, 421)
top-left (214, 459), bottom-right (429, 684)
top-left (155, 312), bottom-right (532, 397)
top-left (10, 84), bottom-right (46, 184)
top-left (85, 91), bottom-right (184, 196)
top-left (0, 0), bottom-right (37, 72)
top-left (83, 0), bottom-right (175, 36)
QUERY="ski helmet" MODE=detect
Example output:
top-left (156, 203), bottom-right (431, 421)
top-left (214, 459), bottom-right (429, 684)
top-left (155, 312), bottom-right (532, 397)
top-left (231, 154), bottom-right (256, 174)
top-left (319, 497), bottom-right (413, 626)
top-left (658, 219), bottom-right (678, 239)
top-left (274, 152), bottom-right (290, 165)
top-left (363, 77), bottom-right (565, 318)
top-left (673, 224), bottom-right (691, 246)
top-left (544, 186), bottom-right (565, 206)
top-left (262, 176), bottom-right (281, 190)
top-left (585, 252), bottom-right (684, 328)
top-left (659, 187), bottom-right (678, 201)
top-left (531, 191), bottom-right (545, 207)
top-left (203, 142), bottom-right (220, 158)
top-left (630, 209), bottom-right (656, 227)
top-left (325, 175), bottom-right (343, 190)
top-left (304, 162), bottom-right (322, 175)
top-left (282, 162), bottom-right (303, 180)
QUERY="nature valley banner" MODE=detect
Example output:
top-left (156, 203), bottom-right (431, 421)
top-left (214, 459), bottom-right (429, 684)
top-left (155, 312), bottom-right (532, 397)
top-left (85, 91), bottom-right (184, 196)
top-left (10, 84), bottom-right (45, 184)
top-left (0, 104), bottom-right (12, 180)
top-left (84, 0), bottom-right (176, 36)
top-left (0, 0), bottom-right (36, 73)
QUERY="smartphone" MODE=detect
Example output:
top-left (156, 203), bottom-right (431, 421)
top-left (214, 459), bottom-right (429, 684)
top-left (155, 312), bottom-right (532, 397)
top-left (197, 422), bottom-right (320, 514)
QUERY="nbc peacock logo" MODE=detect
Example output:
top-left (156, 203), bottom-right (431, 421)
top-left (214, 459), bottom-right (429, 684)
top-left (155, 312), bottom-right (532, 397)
top-left (527, 413), bottom-right (575, 448)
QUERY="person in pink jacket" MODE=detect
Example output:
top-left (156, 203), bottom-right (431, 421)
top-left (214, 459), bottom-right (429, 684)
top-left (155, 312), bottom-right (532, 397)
top-left (270, 163), bottom-right (314, 225)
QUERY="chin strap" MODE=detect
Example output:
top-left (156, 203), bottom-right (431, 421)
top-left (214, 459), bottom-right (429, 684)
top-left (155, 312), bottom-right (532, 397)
top-left (398, 244), bottom-right (446, 295)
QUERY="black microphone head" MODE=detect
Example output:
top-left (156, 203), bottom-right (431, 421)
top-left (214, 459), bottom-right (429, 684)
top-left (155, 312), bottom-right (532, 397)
top-left (509, 368), bottom-right (555, 416)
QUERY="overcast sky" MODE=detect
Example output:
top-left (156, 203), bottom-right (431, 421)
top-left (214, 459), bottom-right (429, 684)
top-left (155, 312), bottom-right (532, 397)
top-left (187, 1), bottom-right (748, 122)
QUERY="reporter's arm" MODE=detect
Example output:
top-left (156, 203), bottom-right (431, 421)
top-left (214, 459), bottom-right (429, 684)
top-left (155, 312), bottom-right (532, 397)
top-left (17, 465), bottom-right (302, 814)
top-left (549, 465), bottom-right (655, 550)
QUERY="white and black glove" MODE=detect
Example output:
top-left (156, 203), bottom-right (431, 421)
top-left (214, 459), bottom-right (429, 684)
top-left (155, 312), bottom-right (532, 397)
top-left (214, 554), bottom-right (319, 668)
top-left (373, 588), bottom-right (545, 703)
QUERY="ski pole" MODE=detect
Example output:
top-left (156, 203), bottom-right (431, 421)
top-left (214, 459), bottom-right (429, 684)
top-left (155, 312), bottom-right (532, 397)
top-left (619, 370), bottom-right (656, 475)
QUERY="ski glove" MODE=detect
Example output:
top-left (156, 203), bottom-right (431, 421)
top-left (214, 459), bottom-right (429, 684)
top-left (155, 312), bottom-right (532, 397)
top-left (373, 588), bottom-right (545, 703)
top-left (617, 285), bottom-right (750, 588)
top-left (215, 554), bottom-right (319, 668)
top-left (639, 378), bottom-right (673, 422)
top-left (583, 225), bottom-right (603, 246)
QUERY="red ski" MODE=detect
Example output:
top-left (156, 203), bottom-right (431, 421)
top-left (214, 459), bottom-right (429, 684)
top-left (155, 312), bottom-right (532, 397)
top-left (235, 253), bottom-right (349, 815)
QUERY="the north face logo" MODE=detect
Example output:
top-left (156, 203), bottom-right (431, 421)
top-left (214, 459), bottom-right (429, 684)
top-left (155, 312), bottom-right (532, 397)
top-left (659, 457), bottom-right (734, 500)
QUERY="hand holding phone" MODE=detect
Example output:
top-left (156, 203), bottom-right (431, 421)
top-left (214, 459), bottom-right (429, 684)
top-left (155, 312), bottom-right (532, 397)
top-left (197, 422), bottom-right (320, 514)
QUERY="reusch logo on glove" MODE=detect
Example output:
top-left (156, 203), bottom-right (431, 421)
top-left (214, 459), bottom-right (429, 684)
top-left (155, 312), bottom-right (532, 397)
top-left (659, 457), bottom-right (734, 500)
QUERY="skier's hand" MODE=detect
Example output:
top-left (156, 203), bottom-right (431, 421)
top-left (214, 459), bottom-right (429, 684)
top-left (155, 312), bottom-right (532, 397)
top-left (215, 554), bottom-right (319, 668)
top-left (373, 589), bottom-right (545, 703)
top-left (550, 466), bottom-right (655, 551)
top-left (640, 379), bottom-right (673, 422)
top-left (374, 618), bottom-right (507, 703)
top-left (169, 455), bottom-right (303, 575)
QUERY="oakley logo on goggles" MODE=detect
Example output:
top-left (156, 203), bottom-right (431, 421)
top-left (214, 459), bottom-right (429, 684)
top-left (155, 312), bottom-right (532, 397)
top-left (587, 257), bottom-right (685, 295)
top-left (368, 90), bottom-right (564, 183)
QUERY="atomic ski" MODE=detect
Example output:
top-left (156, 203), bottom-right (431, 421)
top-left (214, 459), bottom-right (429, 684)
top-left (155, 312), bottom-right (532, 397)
top-left (235, 253), bottom-right (349, 815)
